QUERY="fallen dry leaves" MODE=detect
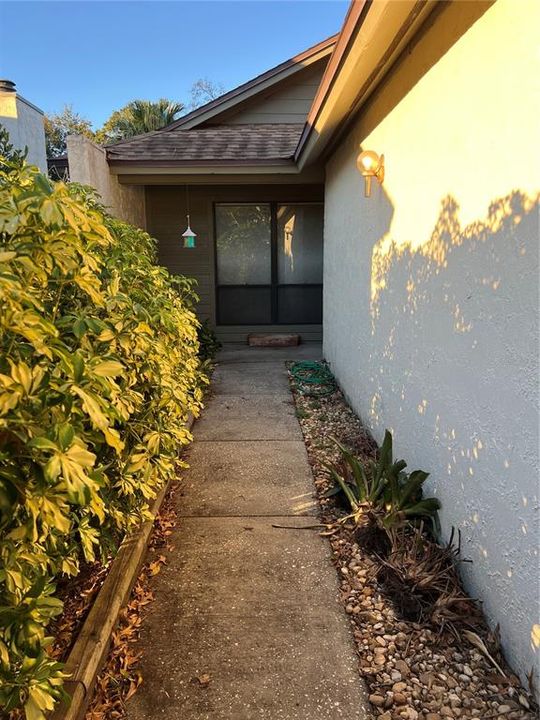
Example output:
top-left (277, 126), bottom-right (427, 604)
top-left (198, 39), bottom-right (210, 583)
top-left (7, 497), bottom-right (175, 720)
top-left (50, 561), bottom-right (111, 663)
top-left (195, 673), bottom-right (212, 688)
top-left (84, 482), bottom-right (179, 719)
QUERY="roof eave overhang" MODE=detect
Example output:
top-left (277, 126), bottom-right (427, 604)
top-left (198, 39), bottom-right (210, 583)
top-left (296, 0), bottom-right (437, 170)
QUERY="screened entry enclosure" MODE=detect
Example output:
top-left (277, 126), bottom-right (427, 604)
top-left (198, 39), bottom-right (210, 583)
top-left (215, 203), bottom-right (323, 325)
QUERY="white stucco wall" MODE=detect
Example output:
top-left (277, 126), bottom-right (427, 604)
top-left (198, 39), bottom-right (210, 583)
top-left (0, 92), bottom-right (47, 173)
top-left (323, 0), bottom-right (539, 686)
top-left (67, 135), bottom-right (146, 228)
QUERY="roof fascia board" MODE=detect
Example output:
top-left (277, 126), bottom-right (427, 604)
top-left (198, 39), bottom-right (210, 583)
top-left (14, 94), bottom-right (45, 115)
top-left (109, 163), bottom-right (303, 175)
top-left (116, 170), bottom-right (325, 185)
top-left (298, 0), bottom-right (370, 150)
top-left (167, 37), bottom-right (336, 131)
top-left (296, 0), bottom-right (436, 169)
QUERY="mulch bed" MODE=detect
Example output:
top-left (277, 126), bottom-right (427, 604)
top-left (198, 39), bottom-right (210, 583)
top-left (84, 481), bottom-right (180, 719)
top-left (6, 482), bottom-right (180, 720)
top-left (288, 375), bottom-right (537, 720)
top-left (8, 562), bottom-right (112, 720)
top-left (50, 560), bottom-right (111, 664)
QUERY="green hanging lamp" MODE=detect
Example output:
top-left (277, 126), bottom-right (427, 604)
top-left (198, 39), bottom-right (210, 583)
top-left (182, 214), bottom-right (197, 248)
top-left (182, 184), bottom-right (196, 248)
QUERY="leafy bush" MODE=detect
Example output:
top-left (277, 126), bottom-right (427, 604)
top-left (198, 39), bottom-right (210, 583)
top-left (0, 130), bottom-right (204, 719)
top-left (197, 319), bottom-right (221, 363)
top-left (325, 430), bottom-right (440, 533)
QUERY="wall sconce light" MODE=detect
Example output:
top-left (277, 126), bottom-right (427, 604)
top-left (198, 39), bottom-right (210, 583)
top-left (182, 214), bottom-right (197, 248)
top-left (357, 150), bottom-right (384, 197)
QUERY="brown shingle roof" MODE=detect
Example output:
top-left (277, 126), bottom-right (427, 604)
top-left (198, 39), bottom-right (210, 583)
top-left (106, 124), bottom-right (304, 166)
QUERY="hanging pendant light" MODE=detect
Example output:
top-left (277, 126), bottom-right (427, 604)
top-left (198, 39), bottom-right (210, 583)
top-left (181, 185), bottom-right (196, 248)
top-left (182, 214), bottom-right (197, 248)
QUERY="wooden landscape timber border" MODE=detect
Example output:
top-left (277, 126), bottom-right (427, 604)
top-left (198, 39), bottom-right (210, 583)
top-left (49, 412), bottom-right (195, 720)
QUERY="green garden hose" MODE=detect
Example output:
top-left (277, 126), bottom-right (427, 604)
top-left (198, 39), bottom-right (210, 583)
top-left (289, 360), bottom-right (337, 397)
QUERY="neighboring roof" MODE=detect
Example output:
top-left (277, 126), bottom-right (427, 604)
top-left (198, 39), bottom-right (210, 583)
top-left (165, 34), bottom-right (338, 131)
top-left (106, 124), bottom-right (303, 166)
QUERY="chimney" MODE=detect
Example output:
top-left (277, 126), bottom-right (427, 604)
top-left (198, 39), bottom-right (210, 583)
top-left (0, 80), bottom-right (16, 93)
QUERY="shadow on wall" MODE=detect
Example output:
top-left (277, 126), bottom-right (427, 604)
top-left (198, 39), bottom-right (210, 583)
top-left (364, 188), bottom-right (539, 675)
top-left (369, 189), bottom-right (539, 434)
top-left (372, 191), bottom-right (539, 314)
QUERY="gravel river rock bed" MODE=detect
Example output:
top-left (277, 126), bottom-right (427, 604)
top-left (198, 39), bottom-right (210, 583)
top-left (288, 373), bottom-right (537, 720)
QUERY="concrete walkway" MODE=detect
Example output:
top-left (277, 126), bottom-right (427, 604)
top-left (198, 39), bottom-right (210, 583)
top-left (127, 345), bottom-right (370, 720)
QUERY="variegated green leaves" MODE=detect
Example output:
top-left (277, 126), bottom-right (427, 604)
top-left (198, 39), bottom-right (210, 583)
top-left (0, 144), bottom-right (204, 718)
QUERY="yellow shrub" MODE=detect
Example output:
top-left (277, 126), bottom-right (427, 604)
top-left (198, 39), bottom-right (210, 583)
top-left (0, 137), bottom-right (204, 718)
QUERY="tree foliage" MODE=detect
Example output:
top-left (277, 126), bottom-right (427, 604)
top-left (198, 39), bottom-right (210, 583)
top-left (45, 79), bottom-right (222, 153)
top-left (0, 125), bottom-right (27, 172)
top-left (44, 105), bottom-right (94, 158)
top-left (190, 78), bottom-right (225, 109)
top-left (0, 133), bottom-right (204, 718)
top-left (95, 99), bottom-right (184, 144)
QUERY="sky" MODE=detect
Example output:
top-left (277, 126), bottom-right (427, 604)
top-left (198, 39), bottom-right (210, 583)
top-left (0, 1), bottom-right (349, 128)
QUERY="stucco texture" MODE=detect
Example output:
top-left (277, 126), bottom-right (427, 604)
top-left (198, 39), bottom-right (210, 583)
top-left (67, 135), bottom-right (146, 228)
top-left (0, 94), bottom-right (47, 173)
top-left (323, 0), bottom-right (539, 686)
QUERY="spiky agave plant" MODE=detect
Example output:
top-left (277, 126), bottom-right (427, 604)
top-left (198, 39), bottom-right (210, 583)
top-left (325, 430), bottom-right (441, 534)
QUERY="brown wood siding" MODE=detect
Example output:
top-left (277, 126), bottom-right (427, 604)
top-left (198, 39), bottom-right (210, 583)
top-left (145, 184), bottom-right (324, 332)
top-left (211, 61), bottom-right (327, 125)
